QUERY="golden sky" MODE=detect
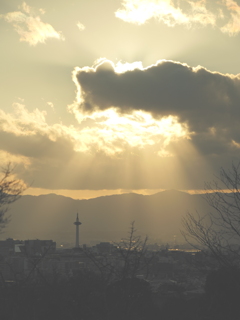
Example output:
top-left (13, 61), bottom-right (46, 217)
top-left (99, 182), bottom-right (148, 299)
top-left (1, 0), bottom-right (240, 199)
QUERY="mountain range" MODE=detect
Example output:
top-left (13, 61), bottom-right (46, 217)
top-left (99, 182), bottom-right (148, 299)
top-left (0, 190), bottom-right (211, 247)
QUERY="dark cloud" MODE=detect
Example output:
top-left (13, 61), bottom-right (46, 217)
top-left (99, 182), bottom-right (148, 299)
top-left (0, 131), bottom-right (75, 160)
top-left (75, 60), bottom-right (240, 136)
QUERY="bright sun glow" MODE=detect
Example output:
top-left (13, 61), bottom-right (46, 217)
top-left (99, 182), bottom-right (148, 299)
top-left (69, 58), bottom-right (191, 157)
top-left (1, 101), bottom-right (190, 161)
top-left (115, 61), bottom-right (144, 73)
top-left (71, 108), bottom-right (191, 157)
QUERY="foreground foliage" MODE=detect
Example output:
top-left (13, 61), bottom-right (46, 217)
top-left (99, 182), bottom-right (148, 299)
top-left (1, 266), bottom-right (240, 320)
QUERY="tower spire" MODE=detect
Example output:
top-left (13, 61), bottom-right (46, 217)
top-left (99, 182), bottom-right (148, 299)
top-left (74, 213), bottom-right (82, 248)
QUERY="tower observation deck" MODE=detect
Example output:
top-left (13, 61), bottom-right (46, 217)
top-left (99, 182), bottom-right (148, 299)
top-left (74, 213), bottom-right (82, 248)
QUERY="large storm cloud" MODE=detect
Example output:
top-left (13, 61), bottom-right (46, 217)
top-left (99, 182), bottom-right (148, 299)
top-left (1, 60), bottom-right (240, 191)
top-left (74, 60), bottom-right (240, 138)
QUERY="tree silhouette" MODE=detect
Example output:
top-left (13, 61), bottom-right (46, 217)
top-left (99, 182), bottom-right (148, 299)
top-left (0, 163), bottom-right (25, 232)
top-left (182, 162), bottom-right (240, 266)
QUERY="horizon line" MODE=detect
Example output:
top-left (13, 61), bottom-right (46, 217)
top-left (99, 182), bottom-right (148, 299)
top-left (22, 187), bottom-right (227, 200)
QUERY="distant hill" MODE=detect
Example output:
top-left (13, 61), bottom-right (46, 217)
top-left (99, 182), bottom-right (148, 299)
top-left (0, 190), bottom-right (211, 247)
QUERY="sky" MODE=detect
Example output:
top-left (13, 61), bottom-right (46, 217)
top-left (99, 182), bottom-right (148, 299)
top-left (1, 0), bottom-right (240, 199)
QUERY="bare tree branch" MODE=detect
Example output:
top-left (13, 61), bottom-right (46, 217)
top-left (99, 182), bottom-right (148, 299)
top-left (0, 163), bottom-right (26, 231)
top-left (182, 161), bottom-right (240, 266)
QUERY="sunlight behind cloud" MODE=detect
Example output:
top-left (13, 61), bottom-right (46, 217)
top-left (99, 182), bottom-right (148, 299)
top-left (68, 104), bottom-right (190, 156)
top-left (115, 61), bottom-right (144, 73)
top-left (0, 101), bottom-right (190, 163)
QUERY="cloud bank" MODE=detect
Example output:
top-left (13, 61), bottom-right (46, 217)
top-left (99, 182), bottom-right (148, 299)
top-left (0, 100), bottom-right (187, 189)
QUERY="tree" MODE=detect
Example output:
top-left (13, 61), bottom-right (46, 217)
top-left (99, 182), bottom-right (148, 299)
top-left (182, 162), bottom-right (240, 266)
top-left (83, 222), bottom-right (151, 282)
top-left (116, 221), bottom-right (150, 280)
top-left (82, 222), bottom-right (155, 320)
top-left (0, 163), bottom-right (25, 231)
top-left (103, 222), bottom-right (156, 320)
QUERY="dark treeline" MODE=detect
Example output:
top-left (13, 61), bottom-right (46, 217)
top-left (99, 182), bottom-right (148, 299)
top-left (1, 263), bottom-right (240, 319)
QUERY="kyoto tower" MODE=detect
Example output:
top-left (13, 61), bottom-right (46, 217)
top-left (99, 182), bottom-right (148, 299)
top-left (74, 213), bottom-right (82, 248)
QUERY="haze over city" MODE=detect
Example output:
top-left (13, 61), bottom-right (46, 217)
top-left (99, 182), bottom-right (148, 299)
top-left (1, 0), bottom-right (240, 201)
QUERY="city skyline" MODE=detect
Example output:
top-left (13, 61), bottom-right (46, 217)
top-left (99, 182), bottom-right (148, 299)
top-left (1, 0), bottom-right (240, 199)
